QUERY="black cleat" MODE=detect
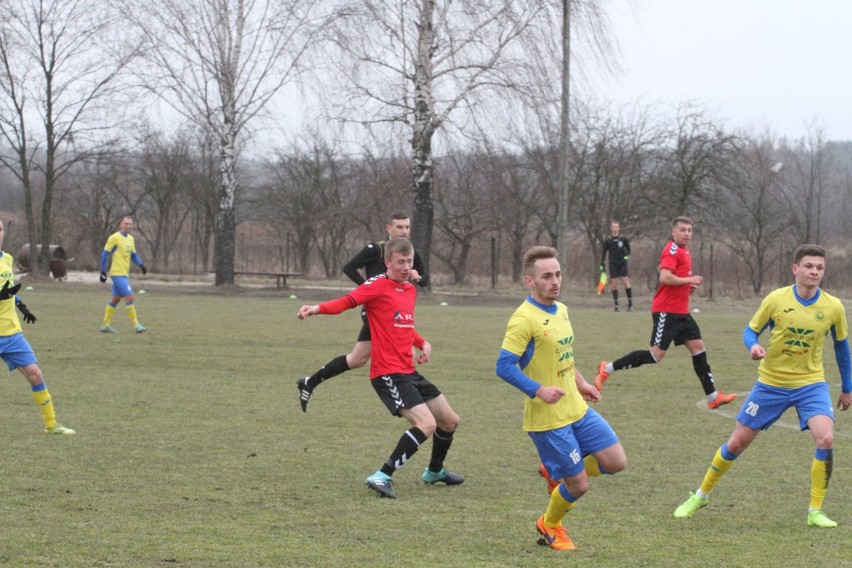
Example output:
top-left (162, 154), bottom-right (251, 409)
top-left (297, 377), bottom-right (313, 412)
top-left (366, 473), bottom-right (397, 498)
top-left (421, 468), bottom-right (465, 485)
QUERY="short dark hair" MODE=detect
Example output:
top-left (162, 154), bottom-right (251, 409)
top-left (389, 212), bottom-right (409, 222)
top-left (793, 244), bottom-right (826, 265)
top-left (672, 216), bottom-right (693, 227)
top-left (523, 246), bottom-right (558, 276)
top-left (384, 237), bottom-right (413, 260)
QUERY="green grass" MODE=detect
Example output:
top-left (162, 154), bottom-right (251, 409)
top-left (1, 282), bottom-right (851, 567)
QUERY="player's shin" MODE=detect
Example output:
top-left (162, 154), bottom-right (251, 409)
top-left (809, 449), bottom-right (833, 510)
top-left (699, 443), bottom-right (737, 495)
top-left (32, 384), bottom-right (56, 430)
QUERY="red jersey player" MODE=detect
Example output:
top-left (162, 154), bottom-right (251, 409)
top-left (593, 217), bottom-right (737, 409)
top-left (297, 237), bottom-right (463, 499)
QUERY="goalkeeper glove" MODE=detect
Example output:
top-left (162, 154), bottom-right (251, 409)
top-left (140, 264), bottom-right (147, 275)
top-left (99, 271), bottom-right (107, 283)
top-left (0, 281), bottom-right (21, 300)
top-left (16, 301), bottom-right (35, 324)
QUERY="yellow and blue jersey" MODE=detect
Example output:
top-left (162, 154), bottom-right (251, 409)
top-left (0, 252), bottom-right (22, 337)
top-left (497, 297), bottom-right (587, 432)
top-left (748, 285), bottom-right (848, 389)
top-left (102, 231), bottom-right (136, 276)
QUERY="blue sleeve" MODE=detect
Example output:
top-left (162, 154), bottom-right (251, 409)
top-left (131, 252), bottom-right (143, 266)
top-left (832, 332), bottom-right (851, 393)
top-left (100, 250), bottom-right (110, 272)
top-left (743, 326), bottom-right (760, 350)
top-left (496, 349), bottom-right (540, 398)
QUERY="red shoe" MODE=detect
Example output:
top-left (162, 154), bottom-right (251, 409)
top-left (708, 390), bottom-right (737, 409)
top-left (536, 515), bottom-right (576, 551)
top-left (538, 464), bottom-right (559, 495)
top-left (594, 361), bottom-right (610, 391)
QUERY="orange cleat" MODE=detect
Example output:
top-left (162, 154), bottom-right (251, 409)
top-left (536, 515), bottom-right (576, 551)
top-left (708, 390), bottom-right (738, 409)
top-left (538, 463), bottom-right (559, 495)
top-left (594, 361), bottom-right (610, 391)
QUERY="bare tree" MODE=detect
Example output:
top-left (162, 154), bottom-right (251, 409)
top-left (0, 0), bottom-right (136, 276)
top-left (651, 102), bottom-right (737, 220)
top-left (711, 136), bottom-right (791, 293)
top-left (778, 123), bottom-right (835, 245)
top-left (119, 0), bottom-right (332, 285)
top-left (326, 0), bottom-right (556, 277)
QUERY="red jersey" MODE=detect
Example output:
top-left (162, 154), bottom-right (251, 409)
top-left (318, 274), bottom-right (424, 379)
top-left (651, 240), bottom-right (692, 314)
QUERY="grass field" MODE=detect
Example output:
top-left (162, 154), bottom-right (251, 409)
top-left (1, 280), bottom-right (851, 567)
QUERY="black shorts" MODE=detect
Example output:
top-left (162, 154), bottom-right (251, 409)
top-left (650, 312), bottom-right (702, 350)
top-left (608, 263), bottom-right (629, 278)
top-left (356, 308), bottom-right (371, 342)
top-left (371, 371), bottom-right (442, 416)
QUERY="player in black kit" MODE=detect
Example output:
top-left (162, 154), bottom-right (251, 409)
top-left (296, 212), bottom-right (429, 411)
top-left (600, 220), bottom-right (632, 312)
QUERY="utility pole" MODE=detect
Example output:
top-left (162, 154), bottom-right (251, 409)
top-left (556, 0), bottom-right (571, 265)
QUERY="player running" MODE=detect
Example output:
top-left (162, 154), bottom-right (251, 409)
top-left (496, 245), bottom-right (626, 551)
top-left (0, 220), bottom-right (75, 435)
top-left (674, 244), bottom-right (851, 528)
top-left (297, 237), bottom-right (462, 499)
top-left (595, 216), bottom-right (737, 409)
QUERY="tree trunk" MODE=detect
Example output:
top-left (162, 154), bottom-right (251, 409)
top-left (214, 135), bottom-right (237, 285)
top-left (410, 0), bottom-right (436, 279)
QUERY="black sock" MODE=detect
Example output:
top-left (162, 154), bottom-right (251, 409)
top-left (691, 351), bottom-right (716, 395)
top-left (626, 288), bottom-right (633, 305)
top-left (612, 290), bottom-right (619, 305)
top-left (428, 428), bottom-right (455, 473)
top-left (613, 350), bottom-right (657, 371)
top-left (380, 427), bottom-right (428, 477)
top-left (307, 355), bottom-right (349, 388)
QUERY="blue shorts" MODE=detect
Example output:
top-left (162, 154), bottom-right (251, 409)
top-left (737, 381), bottom-right (833, 431)
top-left (110, 275), bottom-right (134, 297)
top-left (529, 407), bottom-right (620, 480)
top-left (0, 333), bottom-right (38, 371)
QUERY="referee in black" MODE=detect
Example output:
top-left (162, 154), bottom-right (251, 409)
top-left (600, 220), bottom-right (632, 312)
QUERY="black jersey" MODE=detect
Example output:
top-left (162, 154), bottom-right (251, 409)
top-left (342, 240), bottom-right (429, 287)
top-left (600, 235), bottom-right (631, 267)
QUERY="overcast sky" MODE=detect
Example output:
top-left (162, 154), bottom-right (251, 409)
top-left (591, 0), bottom-right (850, 141)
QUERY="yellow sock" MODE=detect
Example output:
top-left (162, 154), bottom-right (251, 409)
top-left (699, 447), bottom-right (735, 495)
top-left (543, 484), bottom-right (576, 526)
top-left (32, 386), bottom-right (56, 430)
top-left (125, 304), bottom-right (139, 326)
top-left (103, 304), bottom-right (115, 325)
top-left (809, 455), bottom-right (832, 510)
top-left (584, 455), bottom-right (602, 477)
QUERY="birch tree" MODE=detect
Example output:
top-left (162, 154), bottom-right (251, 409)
top-left (326, 0), bottom-right (556, 276)
top-left (119, 0), bottom-right (331, 285)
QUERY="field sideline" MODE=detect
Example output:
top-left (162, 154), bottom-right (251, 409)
top-left (0, 281), bottom-right (850, 567)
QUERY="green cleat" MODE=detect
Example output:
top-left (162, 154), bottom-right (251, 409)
top-left (674, 492), bottom-right (708, 518)
top-left (45, 424), bottom-right (76, 435)
top-left (807, 509), bottom-right (837, 528)
top-left (135, 323), bottom-right (147, 333)
top-left (100, 325), bottom-right (118, 333)
top-left (421, 467), bottom-right (464, 485)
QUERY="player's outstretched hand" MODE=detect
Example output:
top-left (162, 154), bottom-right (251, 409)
top-left (297, 305), bottom-right (318, 320)
top-left (99, 272), bottom-right (107, 283)
top-left (140, 264), bottom-right (147, 275)
top-left (17, 301), bottom-right (36, 324)
top-left (0, 281), bottom-right (21, 300)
